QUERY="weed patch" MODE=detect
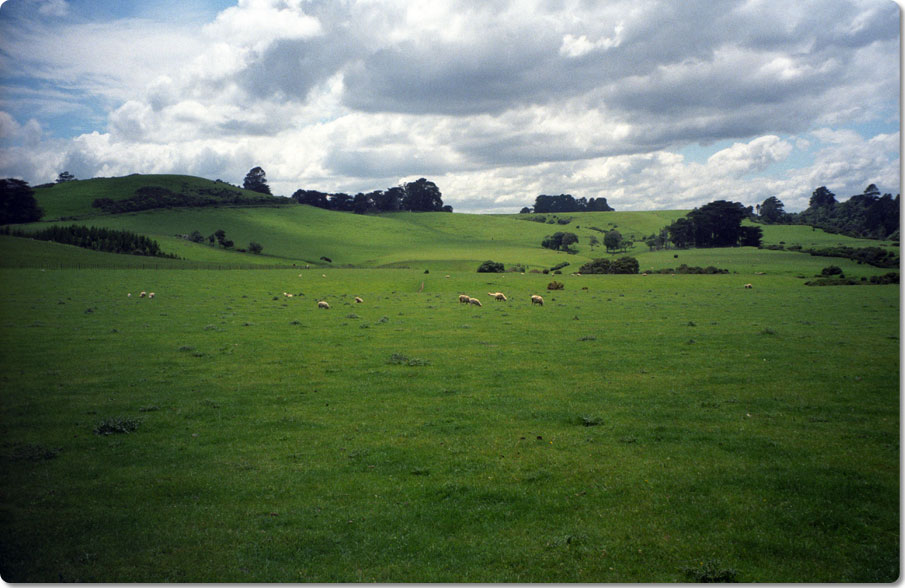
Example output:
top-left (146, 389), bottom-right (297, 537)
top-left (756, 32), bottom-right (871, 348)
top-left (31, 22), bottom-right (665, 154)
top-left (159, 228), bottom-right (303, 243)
top-left (94, 417), bottom-right (141, 435)
top-left (682, 559), bottom-right (738, 582)
top-left (387, 353), bottom-right (430, 366)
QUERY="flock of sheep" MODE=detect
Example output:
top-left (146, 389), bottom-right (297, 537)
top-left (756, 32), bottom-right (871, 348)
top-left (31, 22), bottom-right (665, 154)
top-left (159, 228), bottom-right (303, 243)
top-left (127, 291), bottom-right (154, 299)
top-left (457, 292), bottom-right (544, 307)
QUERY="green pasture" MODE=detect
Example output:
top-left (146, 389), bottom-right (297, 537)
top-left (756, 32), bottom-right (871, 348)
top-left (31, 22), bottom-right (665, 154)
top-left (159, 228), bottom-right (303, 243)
top-left (33, 174), bottom-right (285, 221)
top-left (0, 261), bottom-right (898, 582)
top-left (18, 205), bottom-right (897, 274)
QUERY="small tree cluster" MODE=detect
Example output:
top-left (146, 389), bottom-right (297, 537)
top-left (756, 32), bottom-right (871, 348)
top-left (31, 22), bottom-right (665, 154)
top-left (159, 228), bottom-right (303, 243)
top-left (477, 260), bottom-right (505, 273)
top-left (541, 231), bottom-right (578, 252)
top-left (578, 257), bottom-right (640, 274)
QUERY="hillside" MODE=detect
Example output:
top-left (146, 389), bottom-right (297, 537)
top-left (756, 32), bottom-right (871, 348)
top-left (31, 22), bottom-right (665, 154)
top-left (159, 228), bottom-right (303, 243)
top-left (33, 174), bottom-right (288, 220)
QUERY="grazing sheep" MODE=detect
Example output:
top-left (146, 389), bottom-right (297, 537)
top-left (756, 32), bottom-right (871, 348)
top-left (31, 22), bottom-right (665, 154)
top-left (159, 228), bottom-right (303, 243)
top-left (317, 300), bottom-right (330, 309)
top-left (322, 274), bottom-right (327, 278)
top-left (127, 293), bottom-right (131, 298)
top-left (744, 283), bottom-right (753, 289)
top-left (488, 292), bottom-right (507, 301)
top-left (286, 293), bottom-right (293, 298)
top-left (458, 294), bottom-right (470, 304)
top-left (531, 294), bottom-right (544, 306)
top-left (354, 296), bottom-right (363, 303)
top-left (468, 297), bottom-right (482, 307)
top-left (148, 292), bottom-right (155, 299)
top-left (139, 291), bottom-right (147, 298)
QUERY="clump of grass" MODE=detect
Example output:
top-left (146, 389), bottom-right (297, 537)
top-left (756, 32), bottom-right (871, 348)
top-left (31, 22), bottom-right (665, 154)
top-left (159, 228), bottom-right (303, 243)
top-left (203, 324), bottom-right (218, 331)
top-left (178, 345), bottom-right (195, 352)
top-left (94, 417), bottom-right (141, 435)
top-left (547, 280), bottom-right (564, 290)
top-left (387, 353), bottom-right (430, 366)
top-left (138, 405), bottom-right (159, 412)
top-left (683, 559), bottom-right (739, 582)
top-left (578, 335), bottom-right (596, 341)
top-left (760, 327), bottom-right (777, 336)
top-left (578, 415), bottom-right (603, 427)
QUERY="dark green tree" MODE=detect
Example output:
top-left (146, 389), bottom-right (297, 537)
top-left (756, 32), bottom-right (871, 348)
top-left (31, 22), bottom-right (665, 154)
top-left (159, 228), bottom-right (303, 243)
top-left (0, 178), bottom-right (43, 224)
top-left (687, 200), bottom-right (748, 247)
top-left (402, 178), bottom-right (444, 212)
top-left (248, 241), bottom-right (263, 254)
top-left (56, 171), bottom-right (76, 183)
top-left (604, 229), bottom-right (622, 252)
top-left (477, 260), bottom-right (505, 273)
top-left (243, 166), bottom-right (271, 195)
top-left (758, 196), bottom-right (786, 223)
top-left (668, 217), bottom-right (694, 248)
top-left (541, 231), bottom-right (578, 251)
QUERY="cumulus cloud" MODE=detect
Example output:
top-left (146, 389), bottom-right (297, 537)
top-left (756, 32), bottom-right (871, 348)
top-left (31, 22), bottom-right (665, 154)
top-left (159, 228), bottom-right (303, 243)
top-left (0, 0), bottom-right (898, 212)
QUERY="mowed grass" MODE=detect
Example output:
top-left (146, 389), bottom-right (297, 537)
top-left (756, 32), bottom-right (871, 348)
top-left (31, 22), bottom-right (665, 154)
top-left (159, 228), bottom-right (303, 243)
top-left (0, 263), bottom-right (898, 582)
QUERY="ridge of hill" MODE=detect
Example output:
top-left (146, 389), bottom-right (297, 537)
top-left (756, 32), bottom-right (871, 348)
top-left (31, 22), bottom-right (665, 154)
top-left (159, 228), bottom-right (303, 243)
top-left (33, 174), bottom-right (287, 220)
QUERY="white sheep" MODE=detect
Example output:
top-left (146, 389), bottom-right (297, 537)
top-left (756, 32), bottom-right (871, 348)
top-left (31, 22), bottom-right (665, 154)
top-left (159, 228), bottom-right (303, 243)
top-left (458, 294), bottom-right (470, 304)
top-left (744, 283), bottom-right (753, 289)
top-left (354, 296), bottom-right (363, 303)
top-left (488, 292), bottom-right (507, 301)
top-left (468, 297), bottom-right (482, 307)
top-left (148, 292), bottom-right (155, 299)
top-left (531, 294), bottom-right (544, 306)
top-left (127, 293), bottom-right (131, 298)
top-left (139, 291), bottom-right (147, 298)
top-left (317, 300), bottom-right (330, 309)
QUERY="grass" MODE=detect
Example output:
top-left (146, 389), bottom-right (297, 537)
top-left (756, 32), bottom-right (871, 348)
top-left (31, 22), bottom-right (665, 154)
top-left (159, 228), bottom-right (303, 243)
top-left (0, 263), bottom-right (898, 582)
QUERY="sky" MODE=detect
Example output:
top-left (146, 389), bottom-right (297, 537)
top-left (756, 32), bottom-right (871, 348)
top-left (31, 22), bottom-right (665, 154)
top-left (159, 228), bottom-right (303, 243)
top-left (0, 0), bottom-right (900, 213)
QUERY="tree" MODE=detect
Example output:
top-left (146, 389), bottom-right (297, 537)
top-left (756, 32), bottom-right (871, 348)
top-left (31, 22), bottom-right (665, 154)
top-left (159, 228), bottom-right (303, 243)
top-left (402, 178), bottom-right (443, 212)
top-left (188, 230), bottom-right (205, 243)
top-left (686, 200), bottom-right (748, 247)
top-left (248, 241), bottom-right (263, 254)
top-left (477, 260), bottom-right (505, 273)
top-left (328, 193), bottom-right (353, 212)
top-left (243, 166), bottom-right (271, 195)
top-left (738, 225), bottom-right (763, 247)
top-left (56, 171), bottom-right (76, 183)
top-left (519, 207), bottom-right (532, 214)
top-left (376, 187), bottom-right (403, 212)
top-left (604, 229), bottom-right (622, 252)
top-left (541, 231), bottom-right (578, 252)
top-left (0, 179), bottom-right (43, 224)
top-left (667, 217), bottom-right (694, 248)
top-left (758, 196), bottom-right (786, 224)
top-left (292, 189), bottom-right (329, 208)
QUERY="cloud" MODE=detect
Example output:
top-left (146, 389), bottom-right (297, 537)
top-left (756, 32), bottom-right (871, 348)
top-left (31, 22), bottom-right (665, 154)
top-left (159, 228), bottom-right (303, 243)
top-left (0, 0), bottom-right (898, 213)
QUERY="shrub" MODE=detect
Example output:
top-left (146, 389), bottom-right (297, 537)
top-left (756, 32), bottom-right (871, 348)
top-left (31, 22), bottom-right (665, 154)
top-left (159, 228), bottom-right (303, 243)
top-left (821, 265), bottom-right (843, 276)
top-left (477, 260), bottom-right (505, 273)
top-left (547, 280), bottom-right (564, 290)
top-left (248, 241), bottom-right (263, 254)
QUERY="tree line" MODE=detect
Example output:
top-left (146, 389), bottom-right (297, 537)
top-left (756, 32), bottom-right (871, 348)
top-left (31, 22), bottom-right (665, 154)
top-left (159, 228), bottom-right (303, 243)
top-left (1, 224), bottom-right (176, 258)
top-left (291, 177), bottom-right (452, 213)
top-left (521, 194), bottom-right (614, 214)
top-left (755, 185), bottom-right (899, 240)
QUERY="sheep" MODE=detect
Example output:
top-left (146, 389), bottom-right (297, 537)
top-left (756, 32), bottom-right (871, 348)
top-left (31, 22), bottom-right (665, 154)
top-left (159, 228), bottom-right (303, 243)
top-left (488, 292), bottom-right (507, 301)
top-left (317, 300), bottom-right (330, 309)
top-left (468, 297), bottom-right (482, 307)
top-left (148, 292), bottom-right (155, 299)
top-left (354, 296), bottom-right (363, 303)
top-left (531, 294), bottom-right (544, 306)
top-left (286, 293), bottom-right (293, 298)
top-left (127, 293), bottom-right (131, 298)
top-left (139, 291), bottom-right (147, 298)
top-left (458, 294), bottom-right (470, 304)
top-left (744, 283), bottom-right (753, 289)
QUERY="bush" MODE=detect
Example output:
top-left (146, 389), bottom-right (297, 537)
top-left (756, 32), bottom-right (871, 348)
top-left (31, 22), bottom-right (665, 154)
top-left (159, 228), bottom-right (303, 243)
top-left (477, 260), bottom-right (505, 273)
top-left (547, 280), bottom-right (564, 290)
top-left (821, 265), bottom-right (843, 276)
top-left (578, 256), bottom-right (640, 274)
top-left (248, 241), bottom-right (263, 254)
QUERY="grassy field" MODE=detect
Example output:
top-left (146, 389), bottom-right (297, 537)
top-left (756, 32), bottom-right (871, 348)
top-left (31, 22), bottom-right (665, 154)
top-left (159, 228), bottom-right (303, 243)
top-left (0, 193), bottom-right (899, 581)
top-left (0, 254), bottom-right (898, 581)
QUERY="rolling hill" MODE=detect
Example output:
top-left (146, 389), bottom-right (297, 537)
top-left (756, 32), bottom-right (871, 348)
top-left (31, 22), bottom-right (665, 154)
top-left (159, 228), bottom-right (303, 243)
top-left (7, 173), bottom-right (896, 274)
